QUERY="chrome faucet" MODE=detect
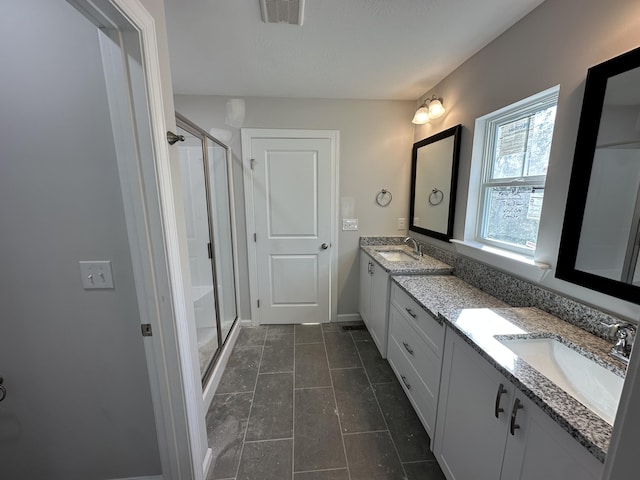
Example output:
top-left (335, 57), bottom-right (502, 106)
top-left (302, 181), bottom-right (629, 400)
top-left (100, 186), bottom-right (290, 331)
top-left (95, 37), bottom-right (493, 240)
top-left (404, 237), bottom-right (423, 256)
top-left (603, 322), bottom-right (636, 364)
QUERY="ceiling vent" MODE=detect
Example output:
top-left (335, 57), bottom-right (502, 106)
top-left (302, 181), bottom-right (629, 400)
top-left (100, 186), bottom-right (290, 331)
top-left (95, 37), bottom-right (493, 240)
top-left (260, 0), bottom-right (305, 25)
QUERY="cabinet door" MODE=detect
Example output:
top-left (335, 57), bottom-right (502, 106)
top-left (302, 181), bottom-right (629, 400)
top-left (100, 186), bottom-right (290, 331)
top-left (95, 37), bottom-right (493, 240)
top-left (500, 393), bottom-right (603, 480)
top-left (435, 329), bottom-right (513, 480)
top-left (359, 251), bottom-right (372, 325)
top-left (369, 260), bottom-right (389, 357)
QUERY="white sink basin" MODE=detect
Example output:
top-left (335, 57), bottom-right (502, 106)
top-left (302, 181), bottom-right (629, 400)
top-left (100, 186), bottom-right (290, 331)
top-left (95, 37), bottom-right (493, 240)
top-left (378, 250), bottom-right (416, 262)
top-left (498, 337), bottom-right (623, 425)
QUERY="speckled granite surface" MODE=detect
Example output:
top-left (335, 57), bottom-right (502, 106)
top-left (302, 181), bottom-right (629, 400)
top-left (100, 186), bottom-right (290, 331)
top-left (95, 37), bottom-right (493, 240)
top-left (392, 275), bottom-right (508, 322)
top-left (381, 236), bottom-right (629, 340)
top-left (360, 235), bottom-right (406, 246)
top-left (361, 245), bottom-right (453, 275)
top-left (443, 307), bottom-right (626, 462)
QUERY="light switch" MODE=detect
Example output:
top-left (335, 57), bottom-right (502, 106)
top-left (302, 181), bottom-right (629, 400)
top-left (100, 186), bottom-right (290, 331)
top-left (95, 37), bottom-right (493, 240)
top-left (397, 217), bottom-right (406, 230)
top-left (342, 218), bottom-right (359, 231)
top-left (79, 261), bottom-right (114, 289)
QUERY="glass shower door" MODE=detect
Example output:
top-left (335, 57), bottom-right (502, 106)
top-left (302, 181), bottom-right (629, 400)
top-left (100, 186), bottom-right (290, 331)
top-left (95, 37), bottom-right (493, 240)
top-left (176, 125), bottom-right (220, 378)
top-left (175, 113), bottom-right (239, 384)
top-left (206, 139), bottom-right (237, 342)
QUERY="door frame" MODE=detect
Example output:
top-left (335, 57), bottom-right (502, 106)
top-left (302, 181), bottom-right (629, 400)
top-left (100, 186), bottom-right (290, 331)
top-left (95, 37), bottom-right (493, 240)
top-left (241, 128), bottom-right (340, 325)
top-left (68, 1), bottom-right (207, 478)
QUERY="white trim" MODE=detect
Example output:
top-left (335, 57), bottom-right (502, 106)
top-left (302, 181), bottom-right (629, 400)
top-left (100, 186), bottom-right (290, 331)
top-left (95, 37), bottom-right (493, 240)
top-left (336, 313), bottom-right (363, 323)
top-left (241, 128), bottom-right (340, 324)
top-left (465, 85), bottom-right (560, 257)
top-left (106, 476), bottom-right (163, 480)
top-left (451, 239), bottom-right (551, 282)
top-left (202, 318), bottom-right (242, 408)
top-left (69, 1), bottom-right (205, 479)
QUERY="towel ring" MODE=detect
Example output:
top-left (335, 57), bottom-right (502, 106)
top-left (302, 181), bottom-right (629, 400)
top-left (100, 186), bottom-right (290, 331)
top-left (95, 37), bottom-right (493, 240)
top-left (428, 188), bottom-right (444, 206)
top-left (376, 189), bottom-right (393, 207)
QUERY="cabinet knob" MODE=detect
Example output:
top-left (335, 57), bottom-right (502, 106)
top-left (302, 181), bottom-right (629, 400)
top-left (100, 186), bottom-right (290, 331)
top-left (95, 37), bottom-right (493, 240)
top-left (510, 398), bottom-right (524, 435)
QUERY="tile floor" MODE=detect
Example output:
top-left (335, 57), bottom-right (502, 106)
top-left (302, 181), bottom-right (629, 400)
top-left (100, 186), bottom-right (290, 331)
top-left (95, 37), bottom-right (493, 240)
top-left (206, 322), bottom-right (446, 480)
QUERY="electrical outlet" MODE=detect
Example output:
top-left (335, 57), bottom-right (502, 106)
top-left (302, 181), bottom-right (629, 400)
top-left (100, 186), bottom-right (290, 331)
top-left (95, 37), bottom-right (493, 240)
top-left (397, 217), bottom-right (406, 230)
top-left (79, 261), bottom-right (114, 289)
top-left (342, 218), bottom-right (359, 231)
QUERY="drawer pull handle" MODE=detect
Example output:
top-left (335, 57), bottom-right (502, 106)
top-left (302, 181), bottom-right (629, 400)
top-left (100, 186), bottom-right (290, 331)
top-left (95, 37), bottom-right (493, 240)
top-left (510, 398), bottom-right (524, 435)
top-left (403, 342), bottom-right (414, 355)
top-left (494, 383), bottom-right (507, 418)
top-left (400, 374), bottom-right (412, 390)
top-left (405, 308), bottom-right (417, 318)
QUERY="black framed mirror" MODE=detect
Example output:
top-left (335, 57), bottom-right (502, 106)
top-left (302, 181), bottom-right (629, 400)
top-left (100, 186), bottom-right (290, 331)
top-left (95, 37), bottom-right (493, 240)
top-left (409, 124), bottom-right (462, 241)
top-left (557, 46), bottom-right (640, 303)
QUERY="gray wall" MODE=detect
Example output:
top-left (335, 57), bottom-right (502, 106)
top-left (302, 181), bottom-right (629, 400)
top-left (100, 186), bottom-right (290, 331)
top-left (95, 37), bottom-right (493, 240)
top-left (0, 1), bottom-right (161, 478)
top-left (413, 0), bottom-right (640, 320)
top-left (173, 96), bottom-right (416, 319)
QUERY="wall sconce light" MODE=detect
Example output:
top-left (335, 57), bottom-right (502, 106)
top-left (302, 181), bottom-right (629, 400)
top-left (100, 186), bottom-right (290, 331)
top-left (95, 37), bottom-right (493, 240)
top-left (412, 95), bottom-right (446, 124)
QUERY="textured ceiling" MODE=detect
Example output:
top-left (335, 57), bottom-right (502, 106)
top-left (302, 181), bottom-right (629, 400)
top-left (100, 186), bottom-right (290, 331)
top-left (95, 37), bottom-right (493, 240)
top-left (164, 0), bottom-right (545, 100)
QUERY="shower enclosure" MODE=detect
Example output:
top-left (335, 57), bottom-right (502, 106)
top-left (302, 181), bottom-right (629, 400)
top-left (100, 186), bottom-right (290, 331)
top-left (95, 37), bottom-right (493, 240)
top-left (175, 113), bottom-right (238, 383)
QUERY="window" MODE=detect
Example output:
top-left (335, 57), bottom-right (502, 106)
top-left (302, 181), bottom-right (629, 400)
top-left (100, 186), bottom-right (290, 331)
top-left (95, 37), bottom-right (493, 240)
top-left (474, 88), bottom-right (559, 256)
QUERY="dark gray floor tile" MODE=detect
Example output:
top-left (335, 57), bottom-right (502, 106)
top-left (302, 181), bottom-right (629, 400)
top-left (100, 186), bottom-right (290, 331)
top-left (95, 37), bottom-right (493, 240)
top-left (373, 383), bottom-right (433, 462)
top-left (403, 461), bottom-right (446, 480)
top-left (324, 332), bottom-right (361, 369)
top-left (236, 326), bottom-right (268, 347)
top-left (217, 346), bottom-right (262, 393)
top-left (344, 431), bottom-right (404, 480)
top-left (351, 329), bottom-right (374, 342)
top-left (294, 388), bottom-right (346, 472)
top-left (267, 324), bottom-right (295, 338)
top-left (356, 340), bottom-right (396, 384)
top-left (295, 324), bottom-right (323, 344)
top-left (295, 343), bottom-right (331, 388)
top-left (295, 469), bottom-right (350, 480)
top-left (237, 439), bottom-right (293, 480)
top-left (331, 368), bottom-right (386, 433)
top-left (261, 335), bottom-right (294, 373)
top-left (245, 373), bottom-right (293, 441)
top-left (321, 321), bottom-right (364, 333)
top-left (206, 392), bottom-right (253, 479)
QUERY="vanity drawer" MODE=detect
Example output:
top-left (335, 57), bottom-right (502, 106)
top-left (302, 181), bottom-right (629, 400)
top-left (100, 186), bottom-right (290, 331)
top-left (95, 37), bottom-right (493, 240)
top-left (389, 304), bottom-right (442, 400)
top-left (387, 324), bottom-right (436, 437)
top-left (391, 283), bottom-right (444, 356)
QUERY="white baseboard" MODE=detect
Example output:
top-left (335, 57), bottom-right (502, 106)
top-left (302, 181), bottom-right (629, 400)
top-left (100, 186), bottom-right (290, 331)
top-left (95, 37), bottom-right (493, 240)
top-left (240, 319), bottom-right (253, 327)
top-left (202, 319), bottom-right (242, 408)
top-left (335, 313), bottom-right (362, 323)
top-left (107, 476), bottom-right (162, 480)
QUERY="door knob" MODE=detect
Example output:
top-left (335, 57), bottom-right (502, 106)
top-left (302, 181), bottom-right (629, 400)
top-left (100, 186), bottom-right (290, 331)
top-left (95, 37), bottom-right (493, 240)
top-left (321, 243), bottom-right (329, 250)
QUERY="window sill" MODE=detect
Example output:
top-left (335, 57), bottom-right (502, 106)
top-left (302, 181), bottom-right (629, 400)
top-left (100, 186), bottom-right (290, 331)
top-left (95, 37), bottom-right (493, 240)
top-left (450, 239), bottom-right (552, 282)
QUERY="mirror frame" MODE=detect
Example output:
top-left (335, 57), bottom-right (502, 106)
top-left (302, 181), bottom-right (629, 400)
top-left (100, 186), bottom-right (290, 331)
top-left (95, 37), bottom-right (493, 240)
top-left (557, 45), bottom-right (640, 304)
top-left (409, 124), bottom-right (462, 241)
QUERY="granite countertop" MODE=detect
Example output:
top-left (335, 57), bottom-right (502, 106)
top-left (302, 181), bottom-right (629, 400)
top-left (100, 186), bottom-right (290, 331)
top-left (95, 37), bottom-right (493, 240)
top-left (361, 244), bottom-right (453, 275)
top-left (392, 275), bottom-right (509, 323)
top-left (392, 273), bottom-right (626, 462)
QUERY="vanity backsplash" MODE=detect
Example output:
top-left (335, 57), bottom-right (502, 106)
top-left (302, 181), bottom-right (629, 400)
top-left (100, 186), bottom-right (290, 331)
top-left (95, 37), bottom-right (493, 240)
top-left (360, 235), bottom-right (623, 340)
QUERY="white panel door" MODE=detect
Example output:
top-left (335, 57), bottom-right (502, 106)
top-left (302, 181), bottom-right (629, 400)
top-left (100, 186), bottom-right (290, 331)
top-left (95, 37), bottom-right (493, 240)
top-left (248, 134), bottom-right (335, 324)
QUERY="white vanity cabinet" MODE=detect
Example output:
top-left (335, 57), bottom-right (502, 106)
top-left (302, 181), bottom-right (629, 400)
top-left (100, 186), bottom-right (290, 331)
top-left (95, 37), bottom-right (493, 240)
top-left (434, 328), bottom-right (602, 480)
top-left (359, 250), bottom-right (391, 357)
top-left (387, 283), bottom-right (445, 439)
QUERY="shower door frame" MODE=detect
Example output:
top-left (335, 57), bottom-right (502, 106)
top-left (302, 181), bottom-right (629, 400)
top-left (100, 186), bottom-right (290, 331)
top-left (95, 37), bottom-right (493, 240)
top-left (176, 113), bottom-right (241, 385)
